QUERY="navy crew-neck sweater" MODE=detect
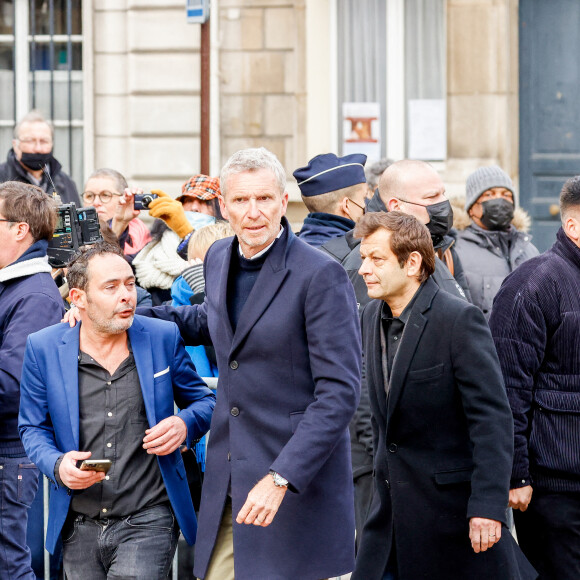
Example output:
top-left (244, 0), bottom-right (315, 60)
top-left (226, 247), bottom-right (271, 331)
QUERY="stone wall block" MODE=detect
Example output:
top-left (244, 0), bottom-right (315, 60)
top-left (448, 5), bottom-right (497, 94)
top-left (447, 95), bottom-right (498, 159)
top-left (129, 53), bottom-right (200, 93)
top-left (264, 95), bottom-right (295, 135)
top-left (129, 95), bottom-right (200, 134)
top-left (94, 54), bottom-right (128, 95)
top-left (95, 0), bottom-right (128, 10)
top-left (221, 96), bottom-right (263, 136)
top-left (220, 52), bottom-right (286, 94)
top-left (94, 96), bottom-right (128, 137)
top-left (95, 137), bottom-right (129, 172)
top-left (128, 8), bottom-right (200, 51)
top-left (127, 0), bottom-right (183, 8)
top-left (220, 0), bottom-right (292, 7)
top-left (94, 10), bottom-right (127, 54)
top-left (129, 137), bottom-right (201, 177)
top-left (264, 7), bottom-right (295, 50)
top-left (222, 137), bottom-right (286, 168)
top-left (220, 8), bottom-right (264, 50)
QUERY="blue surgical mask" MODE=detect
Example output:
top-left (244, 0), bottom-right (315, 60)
top-left (185, 211), bottom-right (216, 230)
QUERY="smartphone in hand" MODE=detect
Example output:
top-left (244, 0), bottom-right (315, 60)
top-left (78, 459), bottom-right (112, 474)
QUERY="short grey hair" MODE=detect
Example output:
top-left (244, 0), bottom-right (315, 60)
top-left (14, 110), bottom-right (54, 140)
top-left (86, 168), bottom-right (128, 195)
top-left (220, 148), bottom-right (286, 197)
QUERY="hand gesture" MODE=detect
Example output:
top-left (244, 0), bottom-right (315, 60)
top-left (148, 190), bottom-right (193, 238)
top-left (111, 187), bottom-right (141, 238)
top-left (143, 416), bottom-right (187, 456)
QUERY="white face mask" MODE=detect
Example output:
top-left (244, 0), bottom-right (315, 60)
top-left (184, 211), bottom-right (216, 230)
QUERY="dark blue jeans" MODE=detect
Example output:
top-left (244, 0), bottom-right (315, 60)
top-left (0, 455), bottom-right (39, 580)
top-left (62, 503), bottom-right (179, 579)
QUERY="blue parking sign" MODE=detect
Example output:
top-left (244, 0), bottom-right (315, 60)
top-left (187, 0), bottom-right (209, 24)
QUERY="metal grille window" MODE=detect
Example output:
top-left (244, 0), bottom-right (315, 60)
top-left (0, 0), bottom-right (84, 187)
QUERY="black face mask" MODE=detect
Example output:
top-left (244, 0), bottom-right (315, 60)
top-left (20, 151), bottom-right (53, 171)
top-left (479, 198), bottom-right (514, 231)
top-left (399, 198), bottom-right (453, 246)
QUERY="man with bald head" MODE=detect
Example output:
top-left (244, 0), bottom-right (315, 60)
top-left (342, 159), bottom-right (470, 311)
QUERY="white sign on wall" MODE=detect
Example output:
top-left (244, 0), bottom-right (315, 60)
top-left (407, 99), bottom-right (446, 161)
top-left (342, 102), bottom-right (382, 164)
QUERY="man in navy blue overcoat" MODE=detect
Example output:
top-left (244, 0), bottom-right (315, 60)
top-left (140, 148), bottom-right (362, 580)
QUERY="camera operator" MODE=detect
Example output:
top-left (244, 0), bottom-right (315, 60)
top-left (82, 168), bottom-right (151, 262)
top-left (0, 181), bottom-right (65, 579)
top-left (0, 110), bottom-right (81, 206)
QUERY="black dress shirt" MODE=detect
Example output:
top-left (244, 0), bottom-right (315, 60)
top-left (70, 347), bottom-right (168, 518)
top-left (380, 284), bottom-right (423, 392)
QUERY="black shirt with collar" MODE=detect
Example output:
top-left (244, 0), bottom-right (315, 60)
top-left (70, 345), bottom-right (168, 519)
top-left (380, 283), bottom-right (424, 390)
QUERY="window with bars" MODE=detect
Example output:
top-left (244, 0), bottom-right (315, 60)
top-left (0, 0), bottom-right (84, 188)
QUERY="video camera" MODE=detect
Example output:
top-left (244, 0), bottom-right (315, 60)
top-left (47, 203), bottom-right (102, 267)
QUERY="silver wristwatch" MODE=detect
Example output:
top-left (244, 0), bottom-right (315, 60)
top-left (269, 470), bottom-right (288, 488)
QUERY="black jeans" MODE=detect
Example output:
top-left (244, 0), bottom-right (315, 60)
top-left (514, 490), bottom-right (580, 579)
top-left (62, 503), bottom-right (179, 580)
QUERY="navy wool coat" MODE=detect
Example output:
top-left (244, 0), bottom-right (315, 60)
top-left (353, 278), bottom-right (536, 580)
top-left (140, 220), bottom-right (362, 580)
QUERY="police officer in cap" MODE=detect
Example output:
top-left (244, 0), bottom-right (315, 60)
top-left (295, 153), bottom-right (367, 262)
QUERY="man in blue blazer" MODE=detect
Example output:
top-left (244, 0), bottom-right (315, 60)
top-left (19, 242), bottom-right (215, 580)
top-left (138, 148), bottom-right (362, 580)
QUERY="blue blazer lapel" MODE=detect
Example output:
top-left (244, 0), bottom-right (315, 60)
top-left (230, 224), bottom-right (291, 355)
top-left (129, 319), bottom-right (157, 427)
top-left (58, 326), bottom-right (81, 449)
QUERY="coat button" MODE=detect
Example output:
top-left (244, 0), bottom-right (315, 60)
top-left (227, 452), bottom-right (231, 461)
top-left (385, 479), bottom-right (390, 488)
top-left (231, 407), bottom-right (240, 417)
top-left (230, 360), bottom-right (238, 370)
top-left (388, 443), bottom-right (398, 453)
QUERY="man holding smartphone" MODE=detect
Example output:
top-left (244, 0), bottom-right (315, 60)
top-left (18, 242), bottom-right (216, 580)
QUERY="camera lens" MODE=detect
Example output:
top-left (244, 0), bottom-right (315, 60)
top-left (141, 194), bottom-right (154, 209)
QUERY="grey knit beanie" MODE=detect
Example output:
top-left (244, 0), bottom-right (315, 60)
top-left (465, 166), bottom-right (514, 211)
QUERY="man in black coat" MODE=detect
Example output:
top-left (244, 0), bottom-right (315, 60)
top-left (352, 211), bottom-right (536, 580)
top-left (0, 110), bottom-right (80, 206)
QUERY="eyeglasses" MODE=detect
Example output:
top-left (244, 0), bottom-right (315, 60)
top-left (82, 191), bottom-right (122, 204)
top-left (0, 218), bottom-right (17, 223)
top-left (18, 138), bottom-right (52, 147)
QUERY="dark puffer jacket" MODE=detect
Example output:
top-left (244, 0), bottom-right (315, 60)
top-left (0, 149), bottom-right (81, 206)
